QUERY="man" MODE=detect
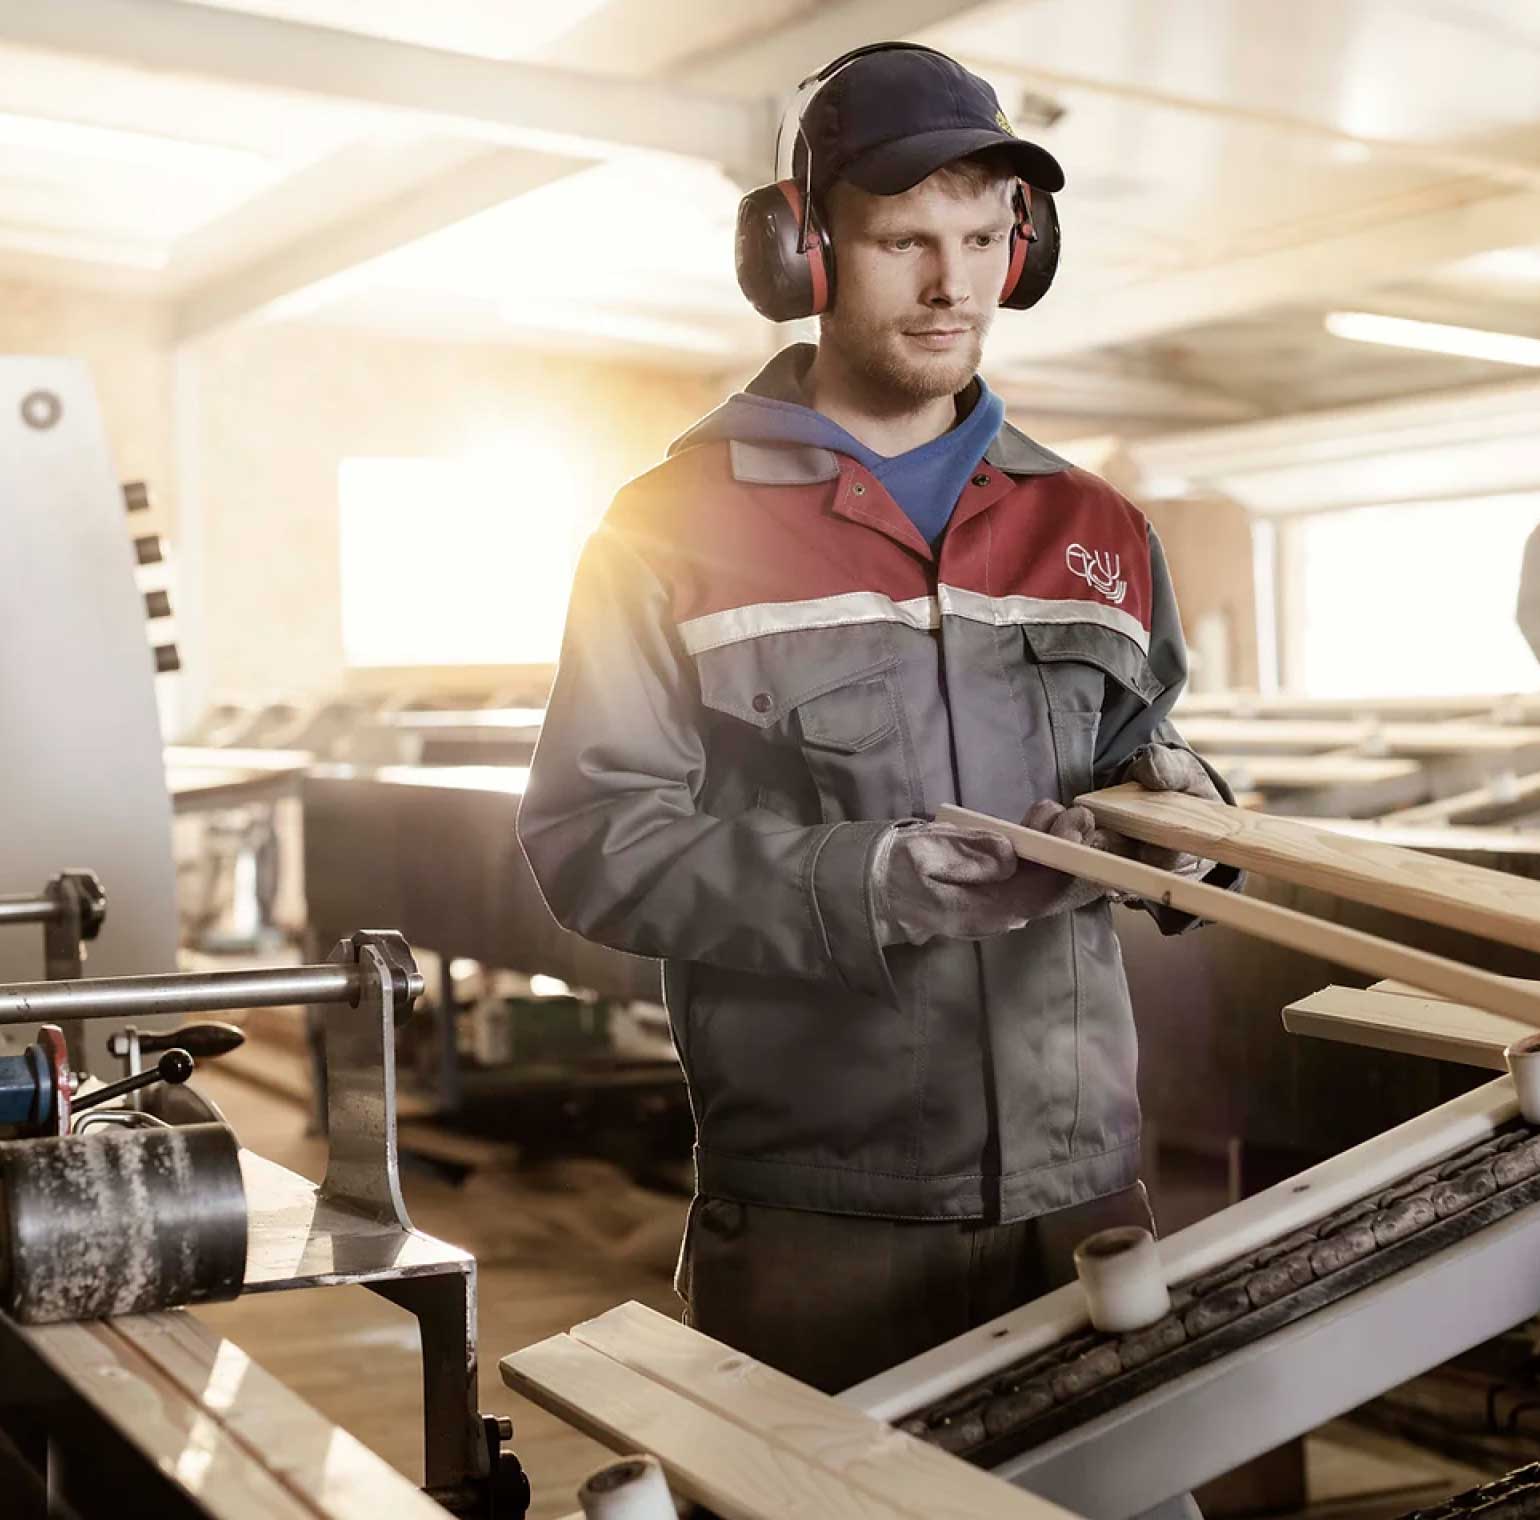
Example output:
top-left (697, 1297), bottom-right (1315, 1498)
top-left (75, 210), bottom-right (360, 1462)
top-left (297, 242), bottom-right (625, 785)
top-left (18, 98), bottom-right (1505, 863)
top-left (518, 44), bottom-right (1239, 1395)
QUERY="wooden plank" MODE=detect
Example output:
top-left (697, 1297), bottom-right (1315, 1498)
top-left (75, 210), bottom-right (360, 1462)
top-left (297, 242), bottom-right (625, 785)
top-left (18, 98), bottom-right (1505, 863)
top-left (1382, 770), bottom-right (1540, 827)
top-left (567, 1303), bottom-right (1066, 1520)
top-left (1303, 821), bottom-right (1540, 856)
top-left (935, 803), bottom-right (1540, 1029)
top-left (1175, 692), bottom-right (1540, 723)
top-left (19, 1318), bottom-right (320, 1519)
top-left (111, 1312), bottom-right (448, 1519)
top-left (1281, 985), bottom-right (1533, 1069)
top-left (504, 1333), bottom-right (950, 1520)
top-left (1074, 784), bottom-right (1540, 956)
top-left (1198, 753), bottom-right (1422, 789)
top-left (1181, 718), bottom-right (1540, 756)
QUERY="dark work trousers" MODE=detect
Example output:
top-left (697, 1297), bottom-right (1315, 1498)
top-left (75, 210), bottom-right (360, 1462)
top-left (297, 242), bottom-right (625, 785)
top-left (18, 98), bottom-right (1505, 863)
top-left (674, 1182), bottom-right (1155, 1395)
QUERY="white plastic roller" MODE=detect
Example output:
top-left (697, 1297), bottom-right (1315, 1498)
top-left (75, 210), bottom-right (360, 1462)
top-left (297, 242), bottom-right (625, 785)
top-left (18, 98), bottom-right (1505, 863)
top-left (1073, 1224), bottom-right (1171, 1334)
top-left (578, 1454), bottom-right (676, 1520)
top-left (1506, 1033), bottom-right (1540, 1125)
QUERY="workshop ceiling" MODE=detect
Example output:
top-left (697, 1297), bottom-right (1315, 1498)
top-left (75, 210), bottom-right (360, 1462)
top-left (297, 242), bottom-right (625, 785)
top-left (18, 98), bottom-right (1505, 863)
top-left (1, 0), bottom-right (1539, 431)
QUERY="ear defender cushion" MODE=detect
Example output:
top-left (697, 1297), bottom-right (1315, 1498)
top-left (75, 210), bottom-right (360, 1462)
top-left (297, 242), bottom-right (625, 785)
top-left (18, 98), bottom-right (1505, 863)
top-left (999, 185), bottom-right (1060, 311)
top-left (735, 180), bottom-right (833, 321)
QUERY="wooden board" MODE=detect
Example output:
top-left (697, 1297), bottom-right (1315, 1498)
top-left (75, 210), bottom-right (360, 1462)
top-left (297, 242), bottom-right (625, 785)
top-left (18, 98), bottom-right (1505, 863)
top-left (935, 803), bottom-right (1540, 1029)
top-left (1298, 820), bottom-right (1540, 856)
top-left (568, 1303), bottom-right (1057, 1520)
top-left (22, 1318), bottom-right (322, 1520)
top-left (1180, 718), bottom-right (1540, 756)
top-left (1175, 692), bottom-right (1540, 723)
top-left (1382, 770), bottom-right (1540, 827)
top-left (1281, 984), bottom-right (1534, 1070)
top-left (1197, 752), bottom-right (1422, 789)
top-left (502, 1312), bottom-right (1068, 1520)
top-left (1074, 784), bottom-right (1540, 956)
top-left (115, 1312), bottom-right (448, 1518)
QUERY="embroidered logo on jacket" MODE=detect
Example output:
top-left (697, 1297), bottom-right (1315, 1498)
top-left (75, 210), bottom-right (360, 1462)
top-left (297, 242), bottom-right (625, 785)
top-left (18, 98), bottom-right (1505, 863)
top-left (1065, 543), bottom-right (1128, 605)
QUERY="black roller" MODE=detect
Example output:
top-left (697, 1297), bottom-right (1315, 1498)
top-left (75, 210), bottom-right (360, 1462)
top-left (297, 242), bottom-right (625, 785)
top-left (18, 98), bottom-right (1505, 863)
top-left (0, 1122), bottom-right (247, 1324)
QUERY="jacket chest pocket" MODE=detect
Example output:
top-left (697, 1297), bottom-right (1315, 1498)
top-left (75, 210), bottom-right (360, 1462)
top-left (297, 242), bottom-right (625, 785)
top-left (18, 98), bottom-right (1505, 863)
top-left (692, 624), bottom-right (921, 824)
top-left (1022, 621), bottom-right (1162, 799)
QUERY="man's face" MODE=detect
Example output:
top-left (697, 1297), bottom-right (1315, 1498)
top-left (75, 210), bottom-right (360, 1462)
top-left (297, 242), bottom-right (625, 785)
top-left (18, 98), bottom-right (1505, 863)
top-left (820, 170), bottom-right (1016, 405)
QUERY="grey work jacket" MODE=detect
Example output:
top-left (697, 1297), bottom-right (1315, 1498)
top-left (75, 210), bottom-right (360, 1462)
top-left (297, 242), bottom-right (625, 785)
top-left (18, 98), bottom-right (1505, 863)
top-left (519, 352), bottom-right (1238, 1223)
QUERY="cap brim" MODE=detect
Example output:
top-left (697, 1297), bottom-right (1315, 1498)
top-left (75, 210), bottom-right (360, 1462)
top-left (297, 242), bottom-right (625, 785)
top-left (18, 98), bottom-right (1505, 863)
top-left (840, 127), bottom-right (1065, 195)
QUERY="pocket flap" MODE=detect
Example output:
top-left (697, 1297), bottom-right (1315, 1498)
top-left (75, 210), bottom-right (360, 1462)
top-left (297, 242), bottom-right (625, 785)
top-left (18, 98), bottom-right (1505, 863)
top-left (795, 676), bottom-right (898, 753)
top-left (693, 623), bottom-right (897, 729)
top-left (1023, 621), bottom-right (1164, 705)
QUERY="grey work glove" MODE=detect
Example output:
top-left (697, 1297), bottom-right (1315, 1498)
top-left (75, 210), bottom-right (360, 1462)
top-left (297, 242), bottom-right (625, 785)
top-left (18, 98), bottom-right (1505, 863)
top-left (872, 801), bottom-right (1115, 947)
top-left (1122, 743), bottom-right (1222, 877)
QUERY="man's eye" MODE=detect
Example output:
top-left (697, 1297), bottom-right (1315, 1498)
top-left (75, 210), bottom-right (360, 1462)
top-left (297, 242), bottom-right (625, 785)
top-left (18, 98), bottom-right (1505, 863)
top-left (887, 238), bottom-right (915, 251)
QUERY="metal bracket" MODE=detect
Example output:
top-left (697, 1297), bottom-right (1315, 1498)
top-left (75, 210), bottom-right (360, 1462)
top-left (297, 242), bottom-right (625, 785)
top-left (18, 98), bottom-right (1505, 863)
top-left (320, 931), bottom-right (417, 1226)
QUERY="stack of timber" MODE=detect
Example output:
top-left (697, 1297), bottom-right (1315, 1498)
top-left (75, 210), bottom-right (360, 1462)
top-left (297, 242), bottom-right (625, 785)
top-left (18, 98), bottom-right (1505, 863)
top-left (1170, 695), bottom-right (1540, 818)
top-left (503, 1301), bottom-right (1074, 1520)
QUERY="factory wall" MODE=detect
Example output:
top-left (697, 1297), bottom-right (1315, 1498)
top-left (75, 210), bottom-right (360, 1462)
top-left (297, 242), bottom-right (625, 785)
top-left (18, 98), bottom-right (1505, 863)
top-left (178, 323), bottom-right (722, 711)
top-left (1143, 494), bottom-right (1261, 691)
top-left (0, 277), bottom-right (174, 523)
top-left (0, 280), bottom-right (1256, 711)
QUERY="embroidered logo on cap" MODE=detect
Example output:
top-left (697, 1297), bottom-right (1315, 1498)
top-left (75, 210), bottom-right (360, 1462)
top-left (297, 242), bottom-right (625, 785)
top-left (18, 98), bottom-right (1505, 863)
top-left (1066, 543), bottom-right (1127, 606)
top-left (994, 108), bottom-right (1014, 135)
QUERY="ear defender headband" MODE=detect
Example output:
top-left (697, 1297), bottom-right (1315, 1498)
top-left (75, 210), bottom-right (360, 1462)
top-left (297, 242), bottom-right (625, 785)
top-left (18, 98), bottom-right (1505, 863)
top-left (734, 42), bottom-right (1061, 322)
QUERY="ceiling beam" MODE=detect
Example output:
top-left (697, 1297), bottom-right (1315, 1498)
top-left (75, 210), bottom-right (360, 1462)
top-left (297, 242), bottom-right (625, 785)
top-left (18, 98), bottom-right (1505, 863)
top-left (162, 0), bottom-right (996, 339)
top-left (1004, 182), bottom-right (1540, 362)
top-left (0, 0), bottom-right (762, 166)
top-left (671, 0), bottom-right (997, 93)
top-left (172, 147), bottom-right (582, 341)
top-left (1126, 373), bottom-right (1540, 514)
top-left (992, 364), bottom-right (1262, 423)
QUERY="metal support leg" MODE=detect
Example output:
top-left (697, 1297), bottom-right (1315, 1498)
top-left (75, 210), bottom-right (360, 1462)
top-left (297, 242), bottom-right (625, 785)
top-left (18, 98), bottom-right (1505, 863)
top-left (372, 1267), bottom-right (488, 1504)
top-left (318, 932), bottom-right (488, 1505)
top-left (0, 1413), bottom-right (49, 1520)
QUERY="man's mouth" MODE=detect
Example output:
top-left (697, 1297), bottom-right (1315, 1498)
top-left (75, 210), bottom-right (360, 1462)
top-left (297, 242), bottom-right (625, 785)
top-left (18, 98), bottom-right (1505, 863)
top-left (903, 327), bottom-right (973, 348)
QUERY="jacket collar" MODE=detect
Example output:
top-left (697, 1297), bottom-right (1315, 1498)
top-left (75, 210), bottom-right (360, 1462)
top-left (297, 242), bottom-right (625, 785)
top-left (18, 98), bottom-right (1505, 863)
top-left (723, 343), bottom-right (1073, 486)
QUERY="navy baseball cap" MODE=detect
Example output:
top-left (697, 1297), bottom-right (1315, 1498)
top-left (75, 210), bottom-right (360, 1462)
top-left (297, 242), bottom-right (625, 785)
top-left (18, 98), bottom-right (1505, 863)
top-left (793, 45), bottom-right (1065, 198)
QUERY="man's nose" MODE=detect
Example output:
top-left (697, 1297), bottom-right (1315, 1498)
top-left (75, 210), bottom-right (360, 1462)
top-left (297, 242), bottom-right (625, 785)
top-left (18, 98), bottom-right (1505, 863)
top-left (923, 245), bottom-right (972, 307)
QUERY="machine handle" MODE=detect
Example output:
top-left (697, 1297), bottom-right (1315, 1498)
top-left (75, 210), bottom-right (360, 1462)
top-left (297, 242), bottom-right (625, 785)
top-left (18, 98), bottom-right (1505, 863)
top-left (74, 1050), bottom-right (194, 1114)
top-left (109, 1022), bottom-right (246, 1060)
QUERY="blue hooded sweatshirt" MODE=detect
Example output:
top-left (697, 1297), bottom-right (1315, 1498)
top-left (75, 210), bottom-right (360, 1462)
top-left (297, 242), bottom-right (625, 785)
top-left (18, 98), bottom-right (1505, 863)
top-left (675, 345), bottom-right (1006, 548)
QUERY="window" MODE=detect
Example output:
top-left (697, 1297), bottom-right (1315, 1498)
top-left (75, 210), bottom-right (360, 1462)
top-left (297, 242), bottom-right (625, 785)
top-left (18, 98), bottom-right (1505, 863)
top-left (339, 450), bottom-right (579, 667)
top-left (1290, 495), bottom-right (1540, 697)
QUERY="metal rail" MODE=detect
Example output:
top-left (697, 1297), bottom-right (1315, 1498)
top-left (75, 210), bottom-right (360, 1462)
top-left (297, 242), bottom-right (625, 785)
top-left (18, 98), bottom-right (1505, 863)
top-left (0, 899), bottom-right (58, 929)
top-left (0, 962), bottom-right (424, 1026)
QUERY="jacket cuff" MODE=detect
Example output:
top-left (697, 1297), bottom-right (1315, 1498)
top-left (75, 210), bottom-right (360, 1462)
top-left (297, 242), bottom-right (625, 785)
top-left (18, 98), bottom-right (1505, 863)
top-left (1140, 860), bottom-right (1245, 936)
top-left (807, 821), bottom-right (898, 1001)
top-left (1117, 745), bottom-right (1245, 935)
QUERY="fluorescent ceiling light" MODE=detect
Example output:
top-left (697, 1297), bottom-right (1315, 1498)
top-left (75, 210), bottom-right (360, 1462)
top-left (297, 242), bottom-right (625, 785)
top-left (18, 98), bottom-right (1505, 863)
top-left (0, 111), bottom-right (277, 182)
top-left (1451, 248), bottom-right (1540, 283)
top-left (1325, 311), bottom-right (1540, 368)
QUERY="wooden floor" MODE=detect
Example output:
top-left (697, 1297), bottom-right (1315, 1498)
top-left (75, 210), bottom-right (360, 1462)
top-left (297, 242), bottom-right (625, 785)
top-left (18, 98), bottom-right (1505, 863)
top-left (191, 1066), bottom-right (688, 1520)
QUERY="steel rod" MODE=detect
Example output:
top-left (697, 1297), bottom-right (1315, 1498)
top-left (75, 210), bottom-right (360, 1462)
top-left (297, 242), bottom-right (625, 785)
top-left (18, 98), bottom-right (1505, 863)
top-left (0, 964), bottom-right (380, 1026)
top-left (0, 897), bottom-right (57, 928)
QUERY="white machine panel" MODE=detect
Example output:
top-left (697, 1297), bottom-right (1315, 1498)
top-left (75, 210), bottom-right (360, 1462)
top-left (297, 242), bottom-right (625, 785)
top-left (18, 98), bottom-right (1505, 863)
top-left (0, 359), bottom-right (177, 1043)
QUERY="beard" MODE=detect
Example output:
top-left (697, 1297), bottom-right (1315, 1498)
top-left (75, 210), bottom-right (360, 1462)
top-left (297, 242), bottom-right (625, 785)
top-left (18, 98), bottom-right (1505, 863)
top-left (820, 309), bottom-right (989, 406)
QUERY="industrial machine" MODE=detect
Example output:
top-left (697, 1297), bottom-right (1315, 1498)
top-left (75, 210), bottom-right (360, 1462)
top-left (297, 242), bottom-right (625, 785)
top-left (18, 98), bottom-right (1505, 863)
top-left (843, 1069), bottom-right (1540, 1518)
top-left (504, 1055), bottom-right (1540, 1518)
top-left (0, 907), bottom-right (531, 1517)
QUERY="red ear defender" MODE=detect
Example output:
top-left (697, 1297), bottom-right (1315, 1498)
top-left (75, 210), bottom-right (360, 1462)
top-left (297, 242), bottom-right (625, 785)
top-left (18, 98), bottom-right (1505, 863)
top-left (734, 179), bottom-right (834, 321)
top-left (999, 182), bottom-right (1061, 311)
